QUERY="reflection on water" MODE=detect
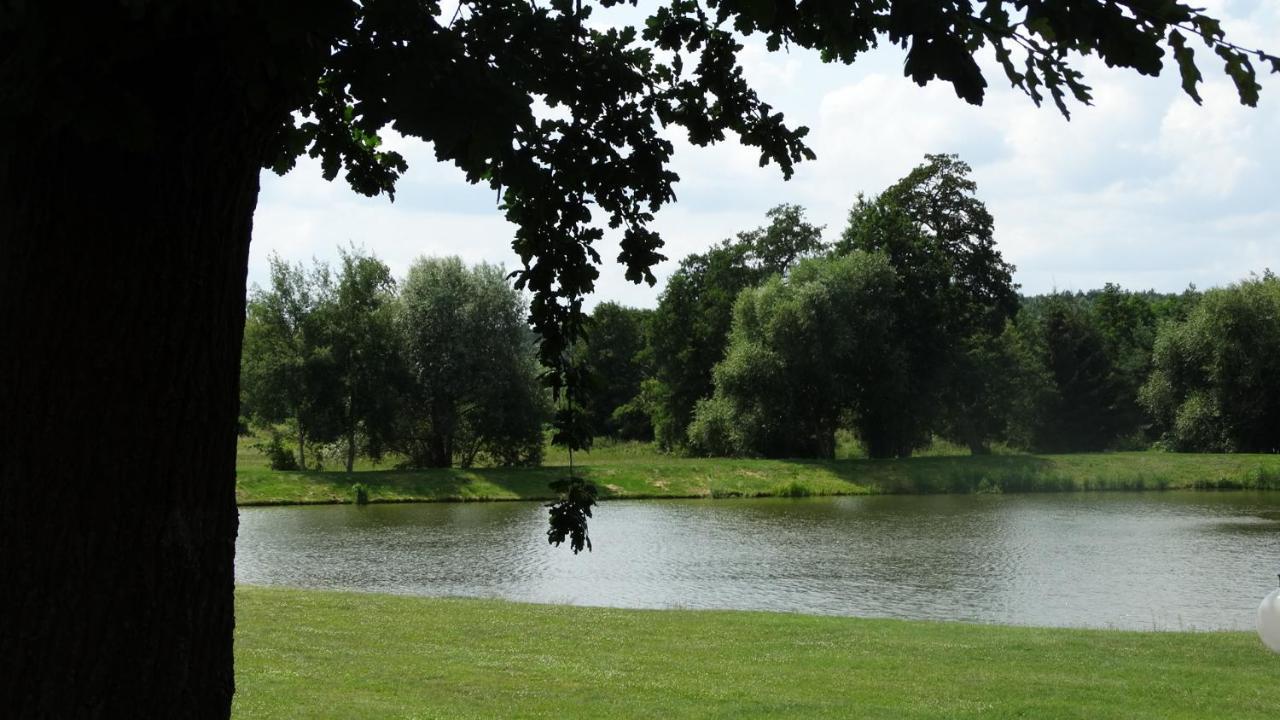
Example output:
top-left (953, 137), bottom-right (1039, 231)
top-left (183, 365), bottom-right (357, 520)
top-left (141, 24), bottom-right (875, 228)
top-left (236, 492), bottom-right (1280, 630)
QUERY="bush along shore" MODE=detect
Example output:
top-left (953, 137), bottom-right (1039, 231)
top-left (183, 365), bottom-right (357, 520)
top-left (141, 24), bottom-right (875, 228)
top-left (235, 451), bottom-right (1280, 506)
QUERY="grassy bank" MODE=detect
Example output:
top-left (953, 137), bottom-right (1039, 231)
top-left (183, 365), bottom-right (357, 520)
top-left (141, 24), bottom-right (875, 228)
top-left (236, 442), bottom-right (1280, 505)
top-left (234, 586), bottom-right (1280, 719)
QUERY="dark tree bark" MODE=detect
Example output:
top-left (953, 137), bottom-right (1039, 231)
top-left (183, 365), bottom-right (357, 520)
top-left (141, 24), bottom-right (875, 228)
top-left (0, 4), bottom-right (328, 717)
top-left (429, 401), bottom-right (455, 468)
top-left (966, 437), bottom-right (993, 456)
top-left (346, 427), bottom-right (358, 474)
top-left (0, 122), bottom-right (257, 719)
top-left (298, 424), bottom-right (309, 472)
top-left (345, 383), bottom-right (358, 472)
top-left (430, 432), bottom-right (455, 469)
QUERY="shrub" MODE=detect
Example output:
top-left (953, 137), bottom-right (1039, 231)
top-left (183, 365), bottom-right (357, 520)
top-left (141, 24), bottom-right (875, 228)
top-left (687, 396), bottom-right (748, 457)
top-left (257, 433), bottom-right (299, 471)
top-left (775, 481), bottom-right (813, 497)
top-left (609, 400), bottom-right (655, 442)
top-left (482, 430), bottom-right (545, 468)
top-left (1171, 392), bottom-right (1230, 452)
top-left (975, 477), bottom-right (1003, 494)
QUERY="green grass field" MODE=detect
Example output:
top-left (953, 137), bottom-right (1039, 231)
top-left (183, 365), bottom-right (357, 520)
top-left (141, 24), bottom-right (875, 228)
top-left (234, 586), bottom-right (1280, 719)
top-left (236, 433), bottom-right (1280, 505)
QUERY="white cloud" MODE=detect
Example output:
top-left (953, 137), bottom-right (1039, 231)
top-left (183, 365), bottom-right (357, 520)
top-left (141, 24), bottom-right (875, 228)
top-left (250, 153), bottom-right (521, 295)
top-left (1155, 81), bottom-right (1264, 198)
top-left (738, 42), bottom-right (803, 95)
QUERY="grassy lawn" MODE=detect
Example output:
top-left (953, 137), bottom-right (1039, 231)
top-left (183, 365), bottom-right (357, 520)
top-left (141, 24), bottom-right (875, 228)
top-left (234, 586), bottom-right (1280, 719)
top-left (236, 433), bottom-right (1280, 505)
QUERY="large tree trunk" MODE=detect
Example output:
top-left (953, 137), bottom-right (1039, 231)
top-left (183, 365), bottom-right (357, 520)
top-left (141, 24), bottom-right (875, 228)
top-left (298, 423), bottom-right (309, 472)
top-left (431, 433), bottom-right (455, 468)
top-left (0, 4), bottom-right (328, 717)
top-left (966, 436), bottom-right (993, 456)
top-left (430, 401), bottom-right (455, 468)
top-left (346, 426), bottom-right (358, 473)
top-left (0, 124), bottom-right (257, 718)
top-left (346, 386), bottom-right (358, 473)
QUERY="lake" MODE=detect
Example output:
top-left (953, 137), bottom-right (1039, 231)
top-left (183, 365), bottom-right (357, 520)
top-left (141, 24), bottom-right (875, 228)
top-left (236, 492), bottom-right (1280, 630)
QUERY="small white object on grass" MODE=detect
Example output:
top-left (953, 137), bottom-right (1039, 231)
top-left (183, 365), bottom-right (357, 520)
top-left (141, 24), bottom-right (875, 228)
top-left (1259, 573), bottom-right (1280, 653)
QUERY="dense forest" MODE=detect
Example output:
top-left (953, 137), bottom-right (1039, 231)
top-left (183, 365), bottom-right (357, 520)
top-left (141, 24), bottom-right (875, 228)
top-left (241, 155), bottom-right (1280, 467)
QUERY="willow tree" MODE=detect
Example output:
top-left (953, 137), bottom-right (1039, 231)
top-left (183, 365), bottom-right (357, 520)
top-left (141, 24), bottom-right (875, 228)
top-left (1, 1), bottom-right (1275, 716)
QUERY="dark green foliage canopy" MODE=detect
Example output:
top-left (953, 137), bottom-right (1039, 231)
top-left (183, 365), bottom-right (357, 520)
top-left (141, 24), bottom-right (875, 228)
top-left (1086, 283), bottom-right (1161, 446)
top-left (241, 256), bottom-right (344, 469)
top-left (1020, 294), bottom-right (1127, 452)
top-left (649, 239), bottom-right (758, 448)
top-left (649, 204), bottom-right (828, 448)
top-left (935, 327), bottom-right (1046, 455)
top-left (575, 303), bottom-right (654, 440)
top-left (395, 257), bottom-right (548, 468)
top-left (839, 154), bottom-right (1019, 456)
top-left (1142, 273), bottom-right (1280, 452)
top-left (735, 204), bottom-right (828, 278)
top-left (1007, 286), bottom-right (1195, 452)
top-left (848, 154), bottom-right (1018, 334)
top-left (689, 252), bottom-right (898, 458)
top-left (321, 247), bottom-right (402, 471)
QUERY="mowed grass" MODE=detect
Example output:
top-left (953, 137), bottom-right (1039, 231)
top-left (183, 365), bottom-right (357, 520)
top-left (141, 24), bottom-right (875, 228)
top-left (236, 433), bottom-right (1280, 505)
top-left (234, 586), bottom-right (1280, 719)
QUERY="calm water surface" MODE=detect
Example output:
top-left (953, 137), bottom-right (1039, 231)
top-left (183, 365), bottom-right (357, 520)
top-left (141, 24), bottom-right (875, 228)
top-left (237, 492), bottom-right (1280, 630)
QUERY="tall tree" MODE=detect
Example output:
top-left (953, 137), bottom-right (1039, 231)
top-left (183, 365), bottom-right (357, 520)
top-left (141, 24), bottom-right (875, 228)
top-left (838, 154), bottom-right (1019, 456)
top-left (649, 204), bottom-right (826, 448)
top-left (689, 252), bottom-right (898, 458)
top-left (241, 249), bottom-right (400, 471)
top-left (395, 258), bottom-right (547, 468)
top-left (737, 203), bottom-right (827, 277)
top-left (241, 255), bottom-right (340, 470)
top-left (576, 303), bottom-right (654, 440)
top-left (321, 247), bottom-right (401, 472)
top-left (649, 239), bottom-right (760, 449)
top-left (1087, 283), bottom-right (1160, 447)
top-left (1024, 294), bottom-right (1126, 452)
top-left (3, 2), bottom-right (1273, 715)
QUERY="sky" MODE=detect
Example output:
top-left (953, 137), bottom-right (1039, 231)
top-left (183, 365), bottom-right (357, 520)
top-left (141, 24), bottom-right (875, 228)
top-left (250, 0), bottom-right (1280, 309)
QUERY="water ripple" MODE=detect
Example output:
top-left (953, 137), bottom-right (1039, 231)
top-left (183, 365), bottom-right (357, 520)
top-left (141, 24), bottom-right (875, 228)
top-left (236, 492), bottom-right (1280, 630)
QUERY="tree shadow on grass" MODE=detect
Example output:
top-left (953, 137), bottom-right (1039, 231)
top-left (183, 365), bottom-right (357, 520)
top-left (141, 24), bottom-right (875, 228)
top-left (317, 466), bottom-right (569, 502)
top-left (774, 454), bottom-right (1059, 494)
top-left (267, 453), bottom-right (1078, 505)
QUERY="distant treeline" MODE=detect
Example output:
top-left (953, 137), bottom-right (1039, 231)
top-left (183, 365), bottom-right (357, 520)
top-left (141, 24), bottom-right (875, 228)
top-left (242, 154), bottom-right (1280, 467)
top-left (576, 155), bottom-right (1280, 459)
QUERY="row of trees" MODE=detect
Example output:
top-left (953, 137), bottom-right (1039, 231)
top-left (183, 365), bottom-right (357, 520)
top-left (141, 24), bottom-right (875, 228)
top-left (576, 156), bottom-right (1280, 458)
top-left (240, 250), bottom-right (547, 470)
top-left (244, 158), bottom-right (1279, 465)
